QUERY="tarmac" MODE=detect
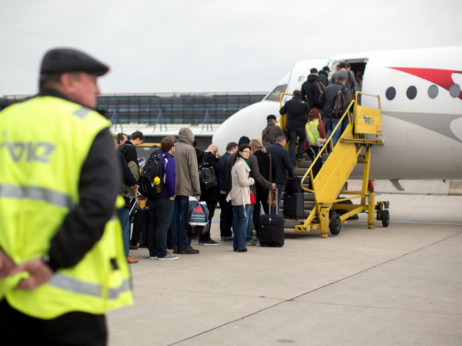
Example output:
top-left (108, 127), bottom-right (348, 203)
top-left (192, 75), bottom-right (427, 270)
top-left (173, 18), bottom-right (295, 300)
top-left (107, 193), bottom-right (462, 346)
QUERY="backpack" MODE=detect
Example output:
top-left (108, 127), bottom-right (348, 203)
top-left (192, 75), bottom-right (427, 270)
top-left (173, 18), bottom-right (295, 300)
top-left (138, 151), bottom-right (167, 199)
top-left (333, 89), bottom-right (348, 118)
top-left (198, 152), bottom-right (218, 191)
top-left (315, 81), bottom-right (325, 94)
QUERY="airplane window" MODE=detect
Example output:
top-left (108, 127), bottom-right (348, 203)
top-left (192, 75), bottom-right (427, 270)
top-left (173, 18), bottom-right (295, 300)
top-left (264, 84), bottom-right (288, 102)
top-left (428, 85), bottom-right (438, 99)
top-left (385, 87), bottom-right (396, 100)
top-left (449, 84), bottom-right (461, 98)
top-left (406, 86), bottom-right (417, 100)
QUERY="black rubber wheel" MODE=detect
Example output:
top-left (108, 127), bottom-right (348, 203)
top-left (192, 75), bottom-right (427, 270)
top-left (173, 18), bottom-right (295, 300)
top-left (329, 213), bottom-right (341, 235)
top-left (381, 210), bottom-right (390, 227)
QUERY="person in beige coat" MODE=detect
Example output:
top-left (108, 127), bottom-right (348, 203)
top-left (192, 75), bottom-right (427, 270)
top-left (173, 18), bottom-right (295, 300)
top-left (226, 144), bottom-right (255, 252)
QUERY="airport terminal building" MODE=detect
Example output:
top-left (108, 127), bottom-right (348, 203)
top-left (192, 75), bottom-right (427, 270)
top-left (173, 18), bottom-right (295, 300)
top-left (0, 92), bottom-right (266, 125)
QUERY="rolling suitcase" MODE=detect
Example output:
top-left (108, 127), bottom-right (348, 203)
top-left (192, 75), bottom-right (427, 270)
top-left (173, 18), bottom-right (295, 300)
top-left (260, 190), bottom-right (284, 247)
top-left (131, 199), bottom-right (150, 248)
top-left (283, 192), bottom-right (304, 219)
top-left (284, 176), bottom-right (302, 194)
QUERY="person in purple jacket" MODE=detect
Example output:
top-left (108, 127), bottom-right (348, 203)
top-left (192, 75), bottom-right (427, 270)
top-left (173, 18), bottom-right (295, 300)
top-left (147, 136), bottom-right (178, 260)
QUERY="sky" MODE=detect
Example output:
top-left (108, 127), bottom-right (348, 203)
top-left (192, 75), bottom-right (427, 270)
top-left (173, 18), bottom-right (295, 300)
top-left (1, 0), bottom-right (461, 96)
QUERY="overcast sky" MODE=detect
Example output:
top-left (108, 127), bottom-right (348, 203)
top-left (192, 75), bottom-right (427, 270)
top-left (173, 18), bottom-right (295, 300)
top-left (1, 0), bottom-right (461, 96)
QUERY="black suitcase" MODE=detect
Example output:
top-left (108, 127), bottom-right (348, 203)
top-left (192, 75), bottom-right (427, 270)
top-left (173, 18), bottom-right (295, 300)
top-left (260, 214), bottom-right (284, 247)
top-left (131, 208), bottom-right (150, 247)
top-left (284, 176), bottom-right (303, 194)
top-left (283, 192), bottom-right (304, 219)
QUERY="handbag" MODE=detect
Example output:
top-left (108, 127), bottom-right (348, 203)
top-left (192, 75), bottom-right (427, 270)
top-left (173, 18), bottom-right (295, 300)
top-left (250, 190), bottom-right (256, 205)
top-left (267, 154), bottom-right (277, 207)
top-left (198, 152), bottom-right (218, 190)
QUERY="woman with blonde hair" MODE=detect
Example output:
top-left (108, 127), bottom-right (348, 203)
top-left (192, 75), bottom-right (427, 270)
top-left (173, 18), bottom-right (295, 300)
top-left (226, 144), bottom-right (255, 252)
top-left (250, 138), bottom-right (275, 242)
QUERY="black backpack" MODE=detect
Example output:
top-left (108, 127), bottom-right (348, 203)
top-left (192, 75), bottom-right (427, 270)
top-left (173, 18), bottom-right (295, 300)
top-left (198, 152), bottom-right (218, 191)
top-left (139, 151), bottom-right (167, 199)
top-left (333, 89), bottom-right (348, 118)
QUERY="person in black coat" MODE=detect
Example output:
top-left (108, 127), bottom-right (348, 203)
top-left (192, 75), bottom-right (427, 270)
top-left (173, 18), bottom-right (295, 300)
top-left (250, 139), bottom-right (276, 238)
top-left (279, 90), bottom-right (310, 166)
top-left (266, 135), bottom-right (294, 213)
top-left (301, 69), bottom-right (323, 110)
top-left (197, 144), bottom-right (221, 245)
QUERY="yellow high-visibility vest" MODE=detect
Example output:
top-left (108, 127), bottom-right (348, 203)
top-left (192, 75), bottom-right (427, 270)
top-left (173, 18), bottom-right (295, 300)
top-left (306, 119), bottom-right (321, 146)
top-left (0, 96), bottom-right (133, 319)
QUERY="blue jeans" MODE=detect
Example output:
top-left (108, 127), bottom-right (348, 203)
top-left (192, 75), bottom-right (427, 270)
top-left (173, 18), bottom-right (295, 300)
top-left (246, 203), bottom-right (255, 241)
top-left (170, 195), bottom-right (191, 251)
top-left (233, 204), bottom-right (250, 250)
top-left (325, 118), bottom-right (341, 147)
top-left (117, 207), bottom-right (130, 257)
top-left (288, 127), bottom-right (306, 165)
top-left (148, 197), bottom-right (174, 258)
top-left (271, 184), bottom-right (285, 215)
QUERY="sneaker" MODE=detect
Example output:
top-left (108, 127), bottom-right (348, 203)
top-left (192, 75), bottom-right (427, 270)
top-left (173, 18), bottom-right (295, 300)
top-left (157, 254), bottom-right (179, 261)
top-left (178, 246), bottom-right (200, 254)
top-left (127, 256), bottom-right (139, 264)
top-left (246, 240), bottom-right (256, 247)
top-left (221, 236), bottom-right (234, 241)
top-left (200, 239), bottom-right (219, 246)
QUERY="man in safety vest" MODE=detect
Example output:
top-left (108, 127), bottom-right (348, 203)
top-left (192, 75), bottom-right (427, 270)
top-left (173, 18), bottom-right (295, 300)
top-left (0, 48), bottom-right (133, 345)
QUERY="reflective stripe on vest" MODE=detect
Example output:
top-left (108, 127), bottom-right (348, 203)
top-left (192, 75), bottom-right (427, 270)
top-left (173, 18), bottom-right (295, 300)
top-left (48, 274), bottom-right (131, 300)
top-left (0, 184), bottom-right (74, 209)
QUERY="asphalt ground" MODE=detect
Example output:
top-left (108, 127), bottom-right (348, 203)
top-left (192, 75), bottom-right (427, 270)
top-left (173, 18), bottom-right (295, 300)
top-left (107, 193), bottom-right (462, 346)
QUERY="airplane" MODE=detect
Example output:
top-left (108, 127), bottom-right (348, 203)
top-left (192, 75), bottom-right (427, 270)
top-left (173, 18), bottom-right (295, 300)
top-left (212, 46), bottom-right (462, 184)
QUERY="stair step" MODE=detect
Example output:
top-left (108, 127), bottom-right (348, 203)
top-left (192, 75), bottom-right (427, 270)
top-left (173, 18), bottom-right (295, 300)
top-left (283, 218), bottom-right (306, 228)
top-left (279, 200), bottom-right (315, 209)
top-left (279, 192), bottom-right (315, 201)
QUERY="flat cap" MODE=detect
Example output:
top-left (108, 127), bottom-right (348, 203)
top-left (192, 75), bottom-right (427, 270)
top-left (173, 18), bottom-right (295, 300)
top-left (267, 114), bottom-right (277, 120)
top-left (40, 48), bottom-right (109, 76)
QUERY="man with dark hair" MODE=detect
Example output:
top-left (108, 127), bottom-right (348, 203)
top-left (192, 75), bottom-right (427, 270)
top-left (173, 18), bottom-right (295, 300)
top-left (301, 68), bottom-right (323, 110)
top-left (317, 66), bottom-right (330, 87)
top-left (197, 144), bottom-right (221, 245)
top-left (0, 47), bottom-right (132, 345)
top-left (279, 90), bottom-right (310, 167)
top-left (267, 135), bottom-right (294, 212)
top-left (118, 130), bottom-right (145, 263)
top-left (147, 136), bottom-right (178, 260)
top-left (262, 114), bottom-right (284, 145)
top-left (218, 142), bottom-right (238, 240)
top-left (116, 133), bottom-right (128, 149)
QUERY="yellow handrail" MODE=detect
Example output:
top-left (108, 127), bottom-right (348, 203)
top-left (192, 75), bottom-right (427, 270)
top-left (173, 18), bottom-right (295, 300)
top-left (300, 100), bottom-right (355, 193)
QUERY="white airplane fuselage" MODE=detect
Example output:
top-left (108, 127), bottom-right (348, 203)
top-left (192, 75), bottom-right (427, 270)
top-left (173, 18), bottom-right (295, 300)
top-left (212, 47), bottom-right (462, 180)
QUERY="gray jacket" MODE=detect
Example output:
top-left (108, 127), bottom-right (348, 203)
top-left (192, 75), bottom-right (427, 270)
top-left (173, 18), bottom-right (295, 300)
top-left (174, 127), bottom-right (201, 197)
top-left (329, 69), bottom-right (357, 94)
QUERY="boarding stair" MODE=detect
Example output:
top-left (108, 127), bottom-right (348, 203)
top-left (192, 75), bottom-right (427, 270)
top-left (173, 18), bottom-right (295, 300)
top-left (278, 92), bottom-right (389, 237)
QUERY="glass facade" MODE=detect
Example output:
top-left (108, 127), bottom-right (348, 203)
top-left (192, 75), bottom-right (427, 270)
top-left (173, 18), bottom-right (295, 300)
top-left (0, 92), bottom-right (266, 125)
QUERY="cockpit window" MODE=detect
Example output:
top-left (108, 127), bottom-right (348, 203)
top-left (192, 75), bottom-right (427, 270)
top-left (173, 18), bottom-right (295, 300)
top-left (264, 84), bottom-right (288, 102)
